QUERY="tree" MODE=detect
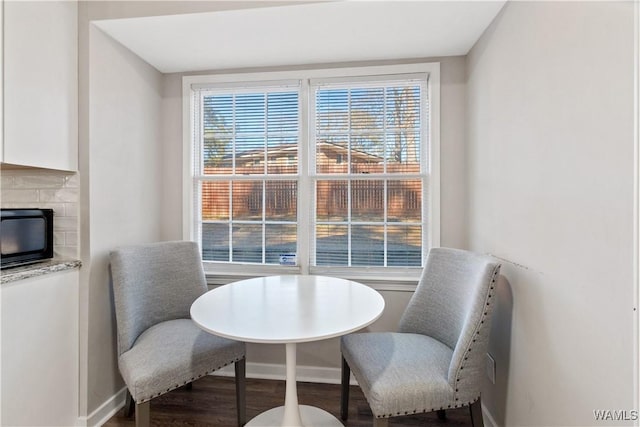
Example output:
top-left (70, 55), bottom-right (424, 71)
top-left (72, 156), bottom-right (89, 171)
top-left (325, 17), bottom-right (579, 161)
top-left (317, 85), bottom-right (420, 166)
top-left (203, 99), bottom-right (232, 168)
top-left (389, 87), bottom-right (419, 164)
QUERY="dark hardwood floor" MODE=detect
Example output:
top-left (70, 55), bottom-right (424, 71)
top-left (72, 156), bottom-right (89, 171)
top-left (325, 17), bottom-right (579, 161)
top-left (103, 376), bottom-right (473, 427)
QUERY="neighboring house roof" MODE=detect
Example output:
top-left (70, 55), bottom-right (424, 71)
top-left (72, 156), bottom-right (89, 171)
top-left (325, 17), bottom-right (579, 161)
top-left (208, 141), bottom-right (383, 166)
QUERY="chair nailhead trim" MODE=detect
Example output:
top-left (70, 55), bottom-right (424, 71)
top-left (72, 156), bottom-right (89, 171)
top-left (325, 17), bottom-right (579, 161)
top-left (451, 266), bottom-right (500, 402)
top-left (133, 357), bottom-right (246, 404)
top-left (386, 399), bottom-right (484, 420)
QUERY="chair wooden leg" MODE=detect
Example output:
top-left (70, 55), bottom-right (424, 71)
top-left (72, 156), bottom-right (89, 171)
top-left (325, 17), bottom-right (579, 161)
top-left (437, 409), bottom-right (446, 420)
top-left (374, 417), bottom-right (389, 427)
top-left (124, 390), bottom-right (135, 418)
top-left (470, 398), bottom-right (484, 427)
top-left (340, 356), bottom-right (350, 421)
top-left (185, 382), bottom-right (193, 390)
top-left (135, 401), bottom-right (150, 427)
top-left (235, 358), bottom-right (247, 427)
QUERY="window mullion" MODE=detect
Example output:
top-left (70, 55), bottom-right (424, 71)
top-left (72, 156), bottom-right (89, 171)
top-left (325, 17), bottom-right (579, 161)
top-left (347, 89), bottom-right (352, 267)
top-left (230, 94), bottom-right (236, 263)
top-left (262, 180), bottom-right (266, 264)
top-left (263, 95), bottom-right (267, 265)
top-left (195, 94), bottom-right (204, 249)
top-left (298, 79), bottom-right (311, 274)
top-left (384, 179), bottom-right (388, 267)
top-left (231, 94), bottom-right (236, 175)
top-left (347, 179), bottom-right (352, 267)
top-left (228, 181), bottom-right (233, 263)
top-left (383, 86), bottom-right (388, 174)
top-left (263, 94), bottom-right (268, 175)
top-left (347, 89), bottom-right (352, 173)
top-left (383, 88), bottom-right (389, 267)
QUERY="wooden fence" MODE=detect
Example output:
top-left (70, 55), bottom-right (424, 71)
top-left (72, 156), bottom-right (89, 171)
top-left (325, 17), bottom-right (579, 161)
top-left (201, 165), bottom-right (421, 221)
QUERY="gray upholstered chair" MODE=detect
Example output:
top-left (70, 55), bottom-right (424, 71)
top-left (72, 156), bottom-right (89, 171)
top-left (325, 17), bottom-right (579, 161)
top-left (340, 247), bottom-right (501, 427)
top-left (109, 241), bottom-right (247, 427)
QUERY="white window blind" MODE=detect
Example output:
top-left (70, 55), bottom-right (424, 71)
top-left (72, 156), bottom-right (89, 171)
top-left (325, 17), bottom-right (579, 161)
top-left (193, 84), bottom-right (300, 265)
top-left (310, 78), bottom-right (428, 268)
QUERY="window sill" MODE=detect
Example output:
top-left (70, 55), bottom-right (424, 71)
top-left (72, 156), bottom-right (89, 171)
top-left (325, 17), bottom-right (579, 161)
top-left (203, 263), bottom-right (420, 291)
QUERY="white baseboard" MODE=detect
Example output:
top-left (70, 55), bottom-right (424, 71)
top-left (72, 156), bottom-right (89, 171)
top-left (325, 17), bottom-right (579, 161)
top-left (82, 386), bottom-right (127, 427)
top-left (214, 361), bottom-right (357, 385)
top-left (482, 402), bottom-right (499, 427)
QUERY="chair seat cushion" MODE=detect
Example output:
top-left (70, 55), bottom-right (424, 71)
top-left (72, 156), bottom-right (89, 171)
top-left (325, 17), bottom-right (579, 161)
top-left (341, 332), bottom-right (454, 417)
top-left (119, 318), bottom-right (245, 403)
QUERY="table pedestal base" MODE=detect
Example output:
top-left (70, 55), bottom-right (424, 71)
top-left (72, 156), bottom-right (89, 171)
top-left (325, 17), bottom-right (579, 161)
top-left (246, 405), bottom-right (344, 427)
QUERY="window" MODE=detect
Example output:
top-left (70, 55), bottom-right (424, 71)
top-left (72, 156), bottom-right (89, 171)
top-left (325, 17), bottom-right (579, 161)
top-left (312, 79), bottom-right (425, 268)
top-left (185, 64), bottom-right (440, 281)
top-left (192, 84), bottom-right (300, 265)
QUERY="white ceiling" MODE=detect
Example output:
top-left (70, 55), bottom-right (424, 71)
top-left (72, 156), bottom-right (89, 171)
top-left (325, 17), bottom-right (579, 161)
top-left (93, 1), bottom-right (506, 74)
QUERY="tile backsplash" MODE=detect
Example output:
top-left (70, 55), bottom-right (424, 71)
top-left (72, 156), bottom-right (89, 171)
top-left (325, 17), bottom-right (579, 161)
top-left (1, 168), bottom-right (79, 259)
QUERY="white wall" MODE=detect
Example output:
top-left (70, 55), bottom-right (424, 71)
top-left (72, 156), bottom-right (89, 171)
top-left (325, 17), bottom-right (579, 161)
top-left (78, 20), bottom-right (164, 421)
top-left (466, 2), bottom-right (636, 425)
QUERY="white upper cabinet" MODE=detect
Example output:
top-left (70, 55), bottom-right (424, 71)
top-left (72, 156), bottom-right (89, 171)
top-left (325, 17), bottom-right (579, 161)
top-left (3, 0), bottom-right (78, 171)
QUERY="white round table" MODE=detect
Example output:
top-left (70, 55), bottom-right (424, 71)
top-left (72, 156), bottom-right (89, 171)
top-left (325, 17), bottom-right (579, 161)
top-left (190, 275), bottom-right (385, 427)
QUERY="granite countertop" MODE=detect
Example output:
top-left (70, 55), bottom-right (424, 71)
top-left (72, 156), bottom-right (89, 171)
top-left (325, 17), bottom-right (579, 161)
top-left (1, 259), bottom-right (82, 284)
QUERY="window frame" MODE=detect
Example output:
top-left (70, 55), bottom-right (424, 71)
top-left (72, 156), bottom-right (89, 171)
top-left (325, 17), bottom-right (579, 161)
top-left (183, 63), bottom-right (440, 286)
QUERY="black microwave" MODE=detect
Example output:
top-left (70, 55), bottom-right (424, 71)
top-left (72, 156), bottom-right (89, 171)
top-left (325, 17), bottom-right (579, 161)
top-left (1, 209), bottom-right (54, 269)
